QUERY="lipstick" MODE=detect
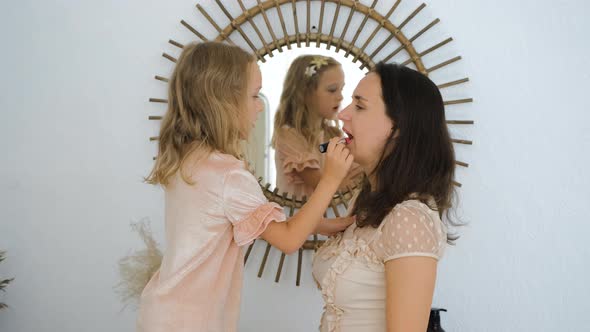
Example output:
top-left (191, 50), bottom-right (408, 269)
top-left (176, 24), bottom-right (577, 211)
top-left (318, 137), bottom-right (351, 153)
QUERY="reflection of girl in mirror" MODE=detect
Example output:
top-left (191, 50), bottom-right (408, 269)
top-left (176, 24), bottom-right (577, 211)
top-left (312, 63), bottom-right (459, 332)
top-left (272, 55), bottom-right (363, 199)
top-left (136, 42), bottom-right (355, 332)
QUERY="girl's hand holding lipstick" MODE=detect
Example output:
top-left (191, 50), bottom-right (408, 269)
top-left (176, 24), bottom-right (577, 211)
top-left (320, 137), bottom-right (354, 188)
top-left (318, 137), bottom-right (351, 153)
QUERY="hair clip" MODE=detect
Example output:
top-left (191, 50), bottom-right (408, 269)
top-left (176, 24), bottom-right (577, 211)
top-left (305, 56), bottom-right (329, 78)
top-left (309, 56), bottom-right (328, 68)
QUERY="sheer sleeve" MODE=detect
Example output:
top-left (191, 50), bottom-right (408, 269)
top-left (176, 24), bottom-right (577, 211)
top-left (373, 201), bottom-right (447, 262)
top-left (274, 127), bottom-right (321, 183)
top-left (222, 167), bottom-right (286, 246)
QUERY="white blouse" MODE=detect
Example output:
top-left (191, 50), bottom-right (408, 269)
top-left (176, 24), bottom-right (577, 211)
top-left (312, 199), bottom-right (447, 332)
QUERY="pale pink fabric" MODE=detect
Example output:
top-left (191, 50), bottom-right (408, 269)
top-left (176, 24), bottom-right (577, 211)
top-left (137, 152), bottom-right (286, 332)
top-left (274, 126), bottom-right (364, 199)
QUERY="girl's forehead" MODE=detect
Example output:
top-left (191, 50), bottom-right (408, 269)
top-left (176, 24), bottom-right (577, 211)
top-left (319, 66), bottom-right (344, 82)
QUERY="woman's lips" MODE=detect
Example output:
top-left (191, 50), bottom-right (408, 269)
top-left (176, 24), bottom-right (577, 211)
top-left (318, 137), bottom-right (351, 153)
top-left (343, 128), bottom-right (354, 140)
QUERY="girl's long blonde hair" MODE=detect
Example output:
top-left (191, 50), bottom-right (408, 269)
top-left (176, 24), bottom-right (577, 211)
top-left (271, 55), bottom-right (342, 149)
top-left (146, 42), bottom-right (255, 186)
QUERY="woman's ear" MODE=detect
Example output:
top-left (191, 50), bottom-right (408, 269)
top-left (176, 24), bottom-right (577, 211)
top-left (390, 125), bottom-right (400, 140)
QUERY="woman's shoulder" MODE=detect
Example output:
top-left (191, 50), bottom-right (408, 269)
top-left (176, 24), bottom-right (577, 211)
top-left (396, 198), bottom-right (438, 212)
top-left (374, 198), bottom-right (447, 261)
top-left (380, 198), bottom-right (444, 232)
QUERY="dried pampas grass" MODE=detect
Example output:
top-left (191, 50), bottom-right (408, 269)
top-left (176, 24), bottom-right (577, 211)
top-left (114, 220), bottom-right (163, 309)
top-left (0, 250), bottom-right (14, 310)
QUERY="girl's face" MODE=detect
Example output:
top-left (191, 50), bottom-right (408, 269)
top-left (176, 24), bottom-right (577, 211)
top-left (309, 65), bottom-right (345, 121)
top-left (338, 72), bottom-right (393, 172)
top-left (243, 62), bottom-right (263, 139)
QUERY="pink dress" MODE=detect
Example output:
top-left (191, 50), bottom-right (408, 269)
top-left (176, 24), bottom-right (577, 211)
top-left (274, 126), bottom-right (364, 199)
top-left (137, 151), bottom-right (286, 332)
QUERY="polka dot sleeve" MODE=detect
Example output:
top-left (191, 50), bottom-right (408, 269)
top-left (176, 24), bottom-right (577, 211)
top-left (373, 200), bottom-right (447, 262)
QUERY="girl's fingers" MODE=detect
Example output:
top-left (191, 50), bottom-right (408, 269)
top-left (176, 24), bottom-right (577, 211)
top-left (327, 137), bottom-right (340, 154)
top-left (345, 153), bottom-right (354, 164)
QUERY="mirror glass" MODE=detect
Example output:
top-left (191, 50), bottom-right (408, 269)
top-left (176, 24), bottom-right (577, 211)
top-left (246, 47), bottom-right (368, 197)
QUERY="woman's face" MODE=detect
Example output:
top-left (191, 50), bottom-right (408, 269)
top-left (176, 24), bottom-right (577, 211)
top-left (309, 65), bottom-right (345, 121)
top-left (338, 72), bottom-right (393, 171)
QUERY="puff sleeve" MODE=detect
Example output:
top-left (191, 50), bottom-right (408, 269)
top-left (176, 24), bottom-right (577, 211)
top-left (223, 168), bottom-right (287, 246)
top-left (373, 201), bottom-right (447, 262)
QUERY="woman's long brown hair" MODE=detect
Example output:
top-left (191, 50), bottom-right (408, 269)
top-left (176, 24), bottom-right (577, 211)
top-left (351, 62), bottom-right (459, 243)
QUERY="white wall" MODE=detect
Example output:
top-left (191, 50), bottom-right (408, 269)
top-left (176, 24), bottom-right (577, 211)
top-left (1, 0), bottom-right (589, 331)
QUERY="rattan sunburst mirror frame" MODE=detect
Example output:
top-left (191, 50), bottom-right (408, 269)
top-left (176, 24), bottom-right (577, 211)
top-left (147, 0), bottom-right (473, 286)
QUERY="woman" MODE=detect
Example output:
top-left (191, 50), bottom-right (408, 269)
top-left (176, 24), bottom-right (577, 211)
top-left (312, 62), bottom-right (457, 332)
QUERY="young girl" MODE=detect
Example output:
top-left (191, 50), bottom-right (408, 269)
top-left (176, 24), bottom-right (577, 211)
top-left (272, 55), bottom-right (364, 199)
top-left (136, 42), bottom-right (354, 332)
top-left (312, 63), bottom-right (457, 331)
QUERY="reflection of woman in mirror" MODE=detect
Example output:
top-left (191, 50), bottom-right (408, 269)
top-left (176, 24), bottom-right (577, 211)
top-left (136, 42), bottom-right (355, 332)
top-left (272, 55), bottom-right (363, 199)
top-left (312, 63), bottom-right (458, 332)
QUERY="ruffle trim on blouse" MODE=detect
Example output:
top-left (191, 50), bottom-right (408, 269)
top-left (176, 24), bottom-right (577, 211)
top-left (315, 233), bottom-right (384, 332)
top-left (282, 157), bottom-right (321, 183)
top-left (314, 201), bottom-right (447, 331)
top-left (233, 202), bottom-right (286, 246)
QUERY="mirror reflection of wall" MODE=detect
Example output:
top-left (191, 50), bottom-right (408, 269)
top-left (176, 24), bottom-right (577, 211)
top-left (246, 92), bottom-right (271, 182)
top-left (250, 47), bottom-right (368, 190)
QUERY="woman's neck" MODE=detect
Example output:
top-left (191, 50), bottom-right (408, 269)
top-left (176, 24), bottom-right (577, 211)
top-left (361, 161), bottom-right (378, 189)
top-left (368, 174), bottom-right (377, 191)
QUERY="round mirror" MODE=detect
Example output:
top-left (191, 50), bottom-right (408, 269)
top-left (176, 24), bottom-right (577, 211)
top-left (137, 0), bottom-right (473, 291)
top-left (246, 47), bottom-right (368, 195)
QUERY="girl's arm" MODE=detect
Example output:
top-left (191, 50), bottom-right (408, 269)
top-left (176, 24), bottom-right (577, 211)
top-left (261, 138), bottom-right (353, 254)
top-left (298, 164), bottom-right (363, 192)
top-left (385, 257), bottom-right (438, 332)
top-left (315, 216), bottom-right (355, 236)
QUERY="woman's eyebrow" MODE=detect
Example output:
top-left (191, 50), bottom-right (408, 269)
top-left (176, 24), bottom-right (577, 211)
top-left (353, 95), bottom-right (368, 102)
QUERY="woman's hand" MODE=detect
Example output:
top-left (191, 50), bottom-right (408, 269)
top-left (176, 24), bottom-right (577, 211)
top-left (315, 216), bottom-right (355, 236)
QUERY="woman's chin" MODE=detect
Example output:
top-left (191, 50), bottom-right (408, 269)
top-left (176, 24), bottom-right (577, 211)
top-left (348, 146), bottom-right (365, 166)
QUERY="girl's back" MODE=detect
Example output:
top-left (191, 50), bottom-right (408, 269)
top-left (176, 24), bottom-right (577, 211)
top-left (160, 151), bottom-right (243, 280)
top-left (138, 151), bottom-right (285, 332)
